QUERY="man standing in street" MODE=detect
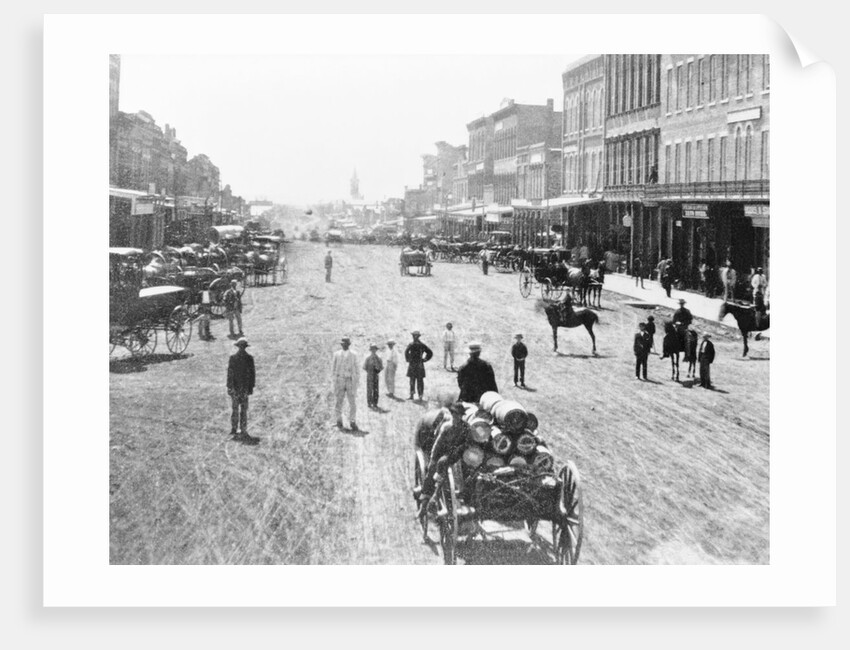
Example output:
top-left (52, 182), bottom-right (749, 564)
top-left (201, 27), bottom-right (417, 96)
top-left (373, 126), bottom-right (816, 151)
top-left (633, 322), bottom-right (651, 381)
top-left (405, 331), bottom-right (433, 401)
top-left (223, 279), bottom-right (244, 338)
top-left (457, 342), bottom-right (498, 403)
top-left (363, 344), bottom-right (384, 410)
top-left (480, 248), bottom-right (490, 275)
top-left (442, 322), bottom-right (456, 371)
top-left (751, 266), bottom-right (768, 327)
top-left (197, 289), bottom-right (213, 341)
top-left (384, 339), bottom-right (399, 398)
top-left (632, 257), bottom-right (645, 288)
top-left (511, 334), bottom-right (528, 388)
top-left (722, 260), bottom-right (737, 301)
top-left (698, 332), bottom-right (716, 389)
top-left (324, 250), bottom-right (333, 283)
top-left (227, 338), bottom-right (256, 442)
top-left (332, 335), bottom-right (359, 431)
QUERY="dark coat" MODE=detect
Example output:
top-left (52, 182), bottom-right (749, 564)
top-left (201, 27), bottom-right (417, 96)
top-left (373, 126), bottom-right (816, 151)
top-left (405, 340), bottom-right (433, 378)
top-left (683, 330), bottom-right (699, 363)
top-left (457, 356), bottom-right (498, 403)
top-left (633, 331), bottom-right (651, 357)
top-left (511, 342), bottom-right (528, 360)
top-left (227, 349), bottom-right (255, 395)
top-left (672, 307), bottom-right (693, 327)
top-left (698, 339), bottom-right (715, 364)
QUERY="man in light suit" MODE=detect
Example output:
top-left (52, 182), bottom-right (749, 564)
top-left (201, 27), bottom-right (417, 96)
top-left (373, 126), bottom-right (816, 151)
top-left (332, 335), bottom-right (359, 430)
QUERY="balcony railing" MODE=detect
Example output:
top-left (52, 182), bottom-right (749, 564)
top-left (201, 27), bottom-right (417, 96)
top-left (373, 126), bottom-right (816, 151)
top-left (644, 180), bottom-right (770, 201)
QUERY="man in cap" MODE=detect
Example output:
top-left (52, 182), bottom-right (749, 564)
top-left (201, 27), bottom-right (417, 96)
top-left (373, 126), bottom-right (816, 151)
top-left (324, 250), bottom-right (333, 282)
top-left (332, 336), bottom-right (359, 430)
top-left (457, 341), bottom-right (498, 403)
top-left (362, 343), bottom-right (384, 409)
top-left (404, 331), bottom-right (433, 400)
top-left (226, 338), bottom-right (256, 441)
top-left (511, 334), bottom-right (528, 388)
top-left (384, 339), bottom-right (399, 398)
top-left (697, 332), bottom-right (716, 389)
top-left (441, 322), bottom-right (457, 371)
top-left (222, 279), bottom-right (244, 338)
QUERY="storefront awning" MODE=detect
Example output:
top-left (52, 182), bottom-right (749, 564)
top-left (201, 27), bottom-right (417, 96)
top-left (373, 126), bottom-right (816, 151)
top-left (413, 215), bottom-right (437, 222)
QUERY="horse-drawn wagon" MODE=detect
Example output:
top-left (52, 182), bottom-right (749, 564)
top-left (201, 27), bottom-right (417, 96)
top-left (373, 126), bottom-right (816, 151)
top-left (249, 234), bottom-right (286, 286)
top-left (519, 248), bottom-right (576, 300)
top-left (109, 248), bottom-right (192, 357)
top-left (399, 248), bottom-right (432, 276)
top-left (413, 393), bottom-right (583, 565)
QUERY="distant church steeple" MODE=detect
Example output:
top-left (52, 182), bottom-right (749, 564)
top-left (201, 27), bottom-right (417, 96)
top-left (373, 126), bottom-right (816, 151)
top-left (350, 168), bottom-right (362, 200)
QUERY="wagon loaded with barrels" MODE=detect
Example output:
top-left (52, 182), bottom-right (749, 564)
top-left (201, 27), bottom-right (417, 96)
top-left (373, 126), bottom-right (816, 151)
top-left (399, 247), bottom-right (432, 276)
top-left (413, 391), bottom-right (583, 565)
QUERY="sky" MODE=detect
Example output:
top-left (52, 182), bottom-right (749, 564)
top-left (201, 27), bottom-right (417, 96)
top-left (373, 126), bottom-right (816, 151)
top-left (118, 54), bottom-right (583, 206)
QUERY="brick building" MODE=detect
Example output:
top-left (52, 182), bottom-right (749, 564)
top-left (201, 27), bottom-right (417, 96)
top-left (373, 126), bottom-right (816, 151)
top-left (645, 54), bottom-right (770, 289)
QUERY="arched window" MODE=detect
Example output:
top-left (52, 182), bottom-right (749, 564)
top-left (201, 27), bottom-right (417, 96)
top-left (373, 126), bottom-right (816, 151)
top-left (745, 125), bottom-right (753, 180)
top-left (734, 126), bottom-right (742, 181)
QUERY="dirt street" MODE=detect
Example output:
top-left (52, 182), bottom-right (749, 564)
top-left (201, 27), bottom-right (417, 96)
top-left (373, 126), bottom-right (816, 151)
top-left (110, 241), bottom-right (769, 565)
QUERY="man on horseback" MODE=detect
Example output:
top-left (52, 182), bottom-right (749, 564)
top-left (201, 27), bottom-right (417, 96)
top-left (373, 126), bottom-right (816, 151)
top-left (672, 298), bottom-right (693, 347)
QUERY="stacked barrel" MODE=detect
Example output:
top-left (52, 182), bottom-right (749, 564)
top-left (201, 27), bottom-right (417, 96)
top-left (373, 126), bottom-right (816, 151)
top-left (460, 391), bottom-right (553, 473)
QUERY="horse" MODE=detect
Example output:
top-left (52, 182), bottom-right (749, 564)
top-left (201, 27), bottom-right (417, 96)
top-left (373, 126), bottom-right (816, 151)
top-left (557, 264), bottom-right (591, 306)
top-left (587, 266), bottom-right (603, 309)
top-left (718, 301), bottom-right (770, 357)
top-left (538, 294), bottom-right (599, 355)
top-left (661, 321), bottom-right (681, 381)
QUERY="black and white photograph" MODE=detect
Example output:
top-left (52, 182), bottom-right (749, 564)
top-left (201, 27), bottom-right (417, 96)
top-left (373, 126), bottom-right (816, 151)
top-left (106, 52), bottom-right (770, 567)
top-left (41, 12), bottom-right (836, 610)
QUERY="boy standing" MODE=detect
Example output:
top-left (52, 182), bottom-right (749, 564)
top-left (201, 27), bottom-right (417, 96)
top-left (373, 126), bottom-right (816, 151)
top-left (633, 322), bottom-right (651, 380)
top-left (363, 344), bottom-right (384, 409)
top-left (384, 339), bottom-right (399, 398)
top-left (511, 334), bottom-right (528, 388)
top-left (442, 322), bottom-right (456, 371)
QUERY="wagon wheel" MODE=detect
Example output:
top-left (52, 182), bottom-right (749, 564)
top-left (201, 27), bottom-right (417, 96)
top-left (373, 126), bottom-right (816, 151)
top-left (413, 449), bottom-right (429, 539)
top-left (165, 305), bottom-right (192, 354)
top-left (553, 460), bottom-right (583, 565)
top-left (438, 465), bottom-right (459, 565)
top-left (210, 289), bottom-right (227, 317)
top-left (127, 325), bottom-right (157, 357)
top-left (519, 268), bottom-right (534, 299)
top-left (540, 278), bottom-right (558, 300)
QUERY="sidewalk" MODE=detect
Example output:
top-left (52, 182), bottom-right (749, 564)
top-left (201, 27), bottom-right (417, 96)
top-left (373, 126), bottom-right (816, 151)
top-left (603, 273), bottom-right (738, 328)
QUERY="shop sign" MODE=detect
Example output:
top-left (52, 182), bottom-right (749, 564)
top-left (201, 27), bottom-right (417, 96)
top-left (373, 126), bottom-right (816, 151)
top-left (682, 203), bottom-right (708, 219)
top-left (744, 204), bottom-right (769, 217)
top-left (134, 200), bottom-right (155, 215)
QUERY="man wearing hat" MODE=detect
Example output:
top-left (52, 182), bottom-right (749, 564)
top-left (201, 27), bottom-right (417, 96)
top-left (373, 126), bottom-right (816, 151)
top-left (226, 338), bottom-right (256, 440)
top-left (222, 279), bottom-right (244, 338)
top-left (672, 298), bottom-right (693, 349)
top-left (324, 250), bottom-right (333, 283)
top-left (332, 336), bottom-right (359, 430)
top-left (384, 339), bottom-right (399, 398)
top-left (722, 260), bottom-right (737, 301)
top-left (404, 331), bottom-right (433, 400)
top-left (457, 342), bottom-right (498, 403)
top-left (510, 334), bottom-right (528, 388)
top-left (362, 344), bottom-right (384, 409)
top-left (697, 332), bottom-right (716, 389)
top-left (442, 322), bottom-right (457, 371)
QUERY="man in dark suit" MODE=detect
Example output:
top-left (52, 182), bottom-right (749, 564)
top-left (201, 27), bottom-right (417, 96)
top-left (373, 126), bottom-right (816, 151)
top-left (511, 334), bottom-right (528, 387)
top-left (633, 322), bottom-right (651, 380)
top-left (698, 333), bottom-right (716, 389)
top-left (457, 342), bottom-right (498, 403)
top-left (405, 331), bottom-right (433, 400)
top-left (227, 338), bottom-right (256, 441)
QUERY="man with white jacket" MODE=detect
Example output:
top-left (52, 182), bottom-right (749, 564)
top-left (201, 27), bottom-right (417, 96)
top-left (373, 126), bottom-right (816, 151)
top-left (332, 336), bottom-right (359, 431)
top-left (384, 339), bottom-right (399, 398)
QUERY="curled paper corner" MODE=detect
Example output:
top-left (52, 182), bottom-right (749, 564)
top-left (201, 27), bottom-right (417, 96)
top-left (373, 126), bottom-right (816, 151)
top-left (762, 14), bottom-right (824, 69)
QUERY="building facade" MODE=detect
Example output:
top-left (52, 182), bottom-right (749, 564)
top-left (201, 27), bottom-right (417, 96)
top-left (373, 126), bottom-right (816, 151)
top-left (647, 54), bottom-right (770, 290)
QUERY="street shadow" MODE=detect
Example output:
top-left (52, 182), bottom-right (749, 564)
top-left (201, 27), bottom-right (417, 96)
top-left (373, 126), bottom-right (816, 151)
top-left (641, 378), bottom-right (663, 385)
top-left (342, 427), bottom-right (369, 437)
top-left (371, 406), bottom-right (390, 414)
top-left (703, 387), bottom-right (730, 394)
top-left (556, 352), bottom-right (609, 359)
top-left (735, 356), bottom-right (770, 362)
top-left (232, 435), bottom-right (260, 446)
top-left (109, 352), bottom-right (191, 374)
top-left (387, 395), bottom-right (407, 402)
top-left (455, 537), bottom-right (553, 565)
top-left (515, 385), bottom-right (538, 392)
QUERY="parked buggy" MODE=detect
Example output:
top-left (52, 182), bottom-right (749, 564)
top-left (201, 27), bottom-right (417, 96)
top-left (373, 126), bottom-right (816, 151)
top-left (413, 399), bottom-right (583, 565)
top-left (110, 248), bottom-right (193, 357)
top-left (399, 248), bottom-right (432, 276)
top-left (518, 247), bottom-right (574, 300)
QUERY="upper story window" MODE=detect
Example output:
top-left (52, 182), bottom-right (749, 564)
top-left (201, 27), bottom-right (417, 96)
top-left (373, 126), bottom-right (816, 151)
top-left (721, 55), bottom-right (729, 99)
top-left (763, 54), bottom-right (770, 90)
top-left (708, 55), bottom-right (716, 102)
top-left (697, 58), bottom-right (705, 105)
top-left (676, 65), bottom-right (683, 110)
top-left (687, 61), bottom-right (693, 107)
top-left (666, 68), bottom-right (673, 112)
